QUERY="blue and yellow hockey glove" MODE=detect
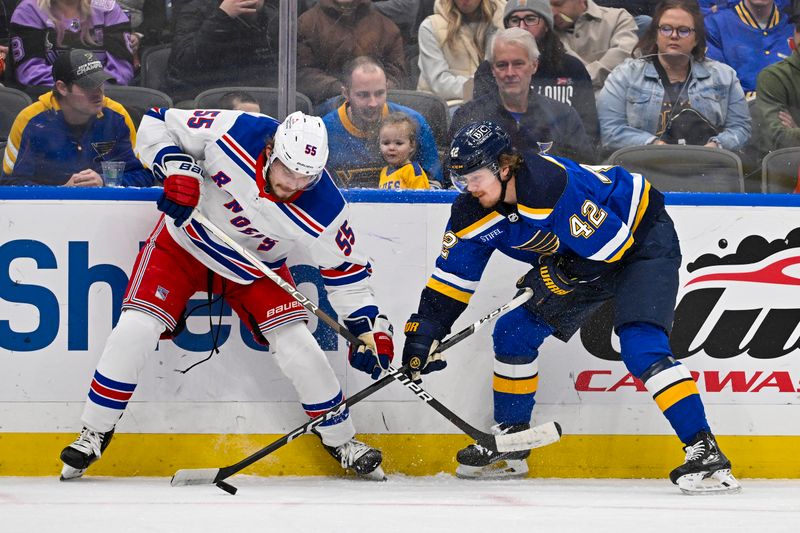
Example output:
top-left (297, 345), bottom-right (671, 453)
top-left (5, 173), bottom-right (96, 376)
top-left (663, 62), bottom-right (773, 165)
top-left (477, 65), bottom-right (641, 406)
top-left (402, 314), bottom-right (449, 382)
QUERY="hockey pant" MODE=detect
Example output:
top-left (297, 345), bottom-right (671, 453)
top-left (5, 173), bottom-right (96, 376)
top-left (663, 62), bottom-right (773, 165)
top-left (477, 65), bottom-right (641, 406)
top-left (80, 310), bottom-right (356, 447)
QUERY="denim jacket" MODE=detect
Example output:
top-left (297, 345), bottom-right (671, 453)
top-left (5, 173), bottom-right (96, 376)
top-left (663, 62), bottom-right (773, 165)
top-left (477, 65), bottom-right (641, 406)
top-left (597, 57), bottom-right (751, 152)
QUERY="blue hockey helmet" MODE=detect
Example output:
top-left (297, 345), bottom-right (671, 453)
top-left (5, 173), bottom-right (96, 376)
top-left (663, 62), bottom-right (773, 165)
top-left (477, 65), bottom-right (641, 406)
top-left (449, 121), bottom-right (512, 192)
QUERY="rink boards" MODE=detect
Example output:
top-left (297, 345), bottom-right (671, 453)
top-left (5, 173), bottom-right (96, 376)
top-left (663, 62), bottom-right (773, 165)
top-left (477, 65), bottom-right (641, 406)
top-left (1, 188), bottom-right (799, 478)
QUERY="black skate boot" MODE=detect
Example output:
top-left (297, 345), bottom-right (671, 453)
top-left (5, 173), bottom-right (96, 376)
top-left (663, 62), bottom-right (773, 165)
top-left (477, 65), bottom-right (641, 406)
top-left (669, 431), bottom-right (741, 495)
top-left (60, 427), bottom-right (115, 481)
top-left (456, 423), bottom-right (531, 479)
top-left (323, 438), bottom-right (386, 481)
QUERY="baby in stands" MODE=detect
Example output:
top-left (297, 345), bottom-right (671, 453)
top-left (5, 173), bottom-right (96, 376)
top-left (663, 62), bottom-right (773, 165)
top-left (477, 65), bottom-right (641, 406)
top-left (378, 112), bottom-right (430, 190)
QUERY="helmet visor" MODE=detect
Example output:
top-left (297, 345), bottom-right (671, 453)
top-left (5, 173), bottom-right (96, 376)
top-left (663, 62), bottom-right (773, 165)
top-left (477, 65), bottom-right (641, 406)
top-left (450, 164), bottom-right (498, 193)
top-left (268, 152), bottom-right (324, 192)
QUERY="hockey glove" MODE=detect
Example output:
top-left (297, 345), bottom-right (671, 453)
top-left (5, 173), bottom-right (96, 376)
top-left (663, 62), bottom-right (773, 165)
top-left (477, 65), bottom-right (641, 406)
top-left (402, 314), bottom-right (449, 382)
top-left (157, 161), bottom-right (203, 227)
top-left (344, 308), bottom-right (394, 380)
top-left (518, 254), bottom-right (577, 307)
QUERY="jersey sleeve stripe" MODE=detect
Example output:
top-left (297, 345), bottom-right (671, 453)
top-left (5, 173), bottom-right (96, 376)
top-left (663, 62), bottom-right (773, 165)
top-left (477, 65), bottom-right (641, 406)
top-left (426, 277), bottom-right (473, 303)
top-left (518, 204), bottom-right (553, 221)
top-left (321, 265), bottom-right (372, 286)
top-left (605, 235), bottom-right (634, 262)
top-left (286, 203), bottom-right (325, 233)
top-left (455, 212), bottom-right (505, 239)
top-left (431, 268), bottom-right (479, 292)
top-left (275, 203), bottom-right (323, 238)
top-left (626, 173), bottom-right (645, 227)
top-left (631, 180), bottom-right (652, 233)
top-left (2, 146), bottom-right (16, 173)
top-left (216, 136), bottom-right (256, 179)
top-left (588, 224), bottom-right (632, 261)
top-left (145, 107), bottom-right (168, 121)
top-left (153, 146), bottom-right (192, 181)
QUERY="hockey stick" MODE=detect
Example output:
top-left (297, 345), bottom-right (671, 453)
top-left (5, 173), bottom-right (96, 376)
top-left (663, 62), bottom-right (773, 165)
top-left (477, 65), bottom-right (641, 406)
top-left (171, 288), bottom-right (555, 493)
top-left (172, 214), bottom-right (560, 492)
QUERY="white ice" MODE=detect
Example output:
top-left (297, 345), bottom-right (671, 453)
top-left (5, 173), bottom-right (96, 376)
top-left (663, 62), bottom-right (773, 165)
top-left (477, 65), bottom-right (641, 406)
top-left (1, 476), bottom-right (798, 533)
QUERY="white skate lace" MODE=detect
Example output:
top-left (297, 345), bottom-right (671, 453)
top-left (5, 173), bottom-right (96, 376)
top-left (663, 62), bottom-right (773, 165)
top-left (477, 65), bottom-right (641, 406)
top-left (334, 439), bottom-right (371, 469)
top-left (683, 441), bottom-right (706, 462)
top-left (71, 428), bottom-right (104, 458)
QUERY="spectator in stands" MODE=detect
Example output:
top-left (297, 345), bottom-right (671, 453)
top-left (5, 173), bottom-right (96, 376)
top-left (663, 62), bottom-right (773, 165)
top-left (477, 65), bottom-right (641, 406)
top-left (117, 0), bottom-right (169, 55)
top-left (699, 0), bottom-right (789, 16)
top-left (450, 27), bottom-right (593, 167)
top-left (1, 0), bottom-right (12, 82)
top-left (549, 0), bottom-right (638, 90)
top-left (1, 49), bottom-right (153, 186)
top-left (297, 0), bottom-right (406, 105)
top-left (167, 0), bottom-right (280, 102)
top-left (705, 0), bottom-right (793, 95)
top-left (597, 0), bottom-right (750, 153)
top-left (219, 90), bottom-right (261, 113)
top-left (473, 0), bottom-right (600, 148)
top-left (10, 0), bottom-right (135, 87)
top-left (323, 56), bottom-right (442, 187)
top-left (417, 0), bottom-right (505, 107)
top-left (594, 0), bottom-right (660, 36)
top-left (756, 13), bottom-right (800, 150)
top-left (378, 111), bottom-right (431, 189)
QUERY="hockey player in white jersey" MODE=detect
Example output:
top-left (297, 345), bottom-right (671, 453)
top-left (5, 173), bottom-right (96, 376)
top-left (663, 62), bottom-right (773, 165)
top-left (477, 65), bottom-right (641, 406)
top-left (60, 109), bottom-right (394, 481)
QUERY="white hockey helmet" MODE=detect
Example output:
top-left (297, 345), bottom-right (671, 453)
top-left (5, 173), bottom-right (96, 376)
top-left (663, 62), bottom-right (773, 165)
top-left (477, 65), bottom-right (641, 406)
top-left (268, 111), bottom-right (329, 190)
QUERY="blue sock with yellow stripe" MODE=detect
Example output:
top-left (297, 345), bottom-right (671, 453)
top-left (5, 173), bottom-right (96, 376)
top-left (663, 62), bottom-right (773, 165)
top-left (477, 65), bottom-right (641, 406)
top-left (619, 322), bottom-right (709, 444)
top-left (491, 308), bottom-right (552, 424)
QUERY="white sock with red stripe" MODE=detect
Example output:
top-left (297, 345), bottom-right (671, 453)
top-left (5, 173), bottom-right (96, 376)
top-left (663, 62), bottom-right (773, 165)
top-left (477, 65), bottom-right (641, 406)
top-left (267, 322), bottom-right (356, 447)
top-left (81, 310), bottom-right (165, 432)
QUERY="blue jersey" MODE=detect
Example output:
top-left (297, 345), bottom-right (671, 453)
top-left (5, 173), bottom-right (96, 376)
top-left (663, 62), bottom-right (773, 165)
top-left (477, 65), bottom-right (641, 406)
top-left (418, 152), bottom-right (664, 328)
top-left (705, 1), bottom-right (792, 93)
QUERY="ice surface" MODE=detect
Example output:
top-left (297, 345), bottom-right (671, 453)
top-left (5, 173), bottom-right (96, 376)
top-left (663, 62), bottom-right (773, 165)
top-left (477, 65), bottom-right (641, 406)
top-left (1, 476), bottom-right (798, 532)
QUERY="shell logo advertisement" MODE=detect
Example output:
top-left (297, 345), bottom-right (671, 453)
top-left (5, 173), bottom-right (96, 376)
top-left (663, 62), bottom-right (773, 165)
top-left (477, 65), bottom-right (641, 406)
top-left (0, 198), bottom-right (798, 438)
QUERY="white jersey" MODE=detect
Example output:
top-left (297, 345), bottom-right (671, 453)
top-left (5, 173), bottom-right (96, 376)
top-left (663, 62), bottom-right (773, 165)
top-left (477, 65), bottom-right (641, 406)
top-left (136, 108), bottom-right (377, 320)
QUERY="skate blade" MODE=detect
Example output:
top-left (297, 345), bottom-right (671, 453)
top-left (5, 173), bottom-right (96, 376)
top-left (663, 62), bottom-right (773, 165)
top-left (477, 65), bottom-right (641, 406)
top-left (59, 464), bottom-right (87, 481)
top-left (357, 465), bottom-right (387, 481)
top-left (678, 469), bottom-right (742, 495)
top-left (456, 459), bottom-right (529, 480)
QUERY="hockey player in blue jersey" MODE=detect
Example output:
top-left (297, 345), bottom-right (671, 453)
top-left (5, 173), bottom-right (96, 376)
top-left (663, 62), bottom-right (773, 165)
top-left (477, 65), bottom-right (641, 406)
top-left (401, 121), bottom-right (740, 494)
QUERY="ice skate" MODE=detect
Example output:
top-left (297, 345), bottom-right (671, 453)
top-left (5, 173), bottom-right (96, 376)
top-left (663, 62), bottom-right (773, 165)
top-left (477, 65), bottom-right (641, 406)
top-left (669, 431), bottom-right (741, 495)
top-left (323, 438), bottom-right (386, 481)
top-left (60, 427), bottom-right (115, 481)
top-left (456, 423), bottom-right (531, 479)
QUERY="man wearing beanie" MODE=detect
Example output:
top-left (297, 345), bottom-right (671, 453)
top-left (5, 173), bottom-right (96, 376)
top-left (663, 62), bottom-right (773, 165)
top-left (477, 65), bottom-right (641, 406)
top-left (549, 0), bottom-right (638, 90)
top-left (472, 0), bottom-right (600, 147)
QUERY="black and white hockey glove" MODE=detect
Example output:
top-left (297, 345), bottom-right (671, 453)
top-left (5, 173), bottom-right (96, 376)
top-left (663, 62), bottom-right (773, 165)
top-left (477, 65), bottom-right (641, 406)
top-left (402, 314), bottom-right (449, 382)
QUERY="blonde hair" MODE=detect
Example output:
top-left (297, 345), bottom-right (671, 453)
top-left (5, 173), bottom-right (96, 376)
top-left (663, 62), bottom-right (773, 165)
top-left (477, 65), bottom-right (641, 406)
top-left (379, 112), bottom-right (418, 159)
top-left (38, 0), bottom-right (98, 47)
top-left (441, 0), bottom-right (497, 53)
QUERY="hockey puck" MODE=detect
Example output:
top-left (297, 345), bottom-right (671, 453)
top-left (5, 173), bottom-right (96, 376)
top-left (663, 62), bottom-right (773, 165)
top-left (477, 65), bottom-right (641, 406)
top-left (216, 481), bottom-right (238, 495)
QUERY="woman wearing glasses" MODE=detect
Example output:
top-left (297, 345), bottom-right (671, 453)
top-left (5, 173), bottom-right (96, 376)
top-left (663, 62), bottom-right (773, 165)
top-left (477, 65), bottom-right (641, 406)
top-left (472, 0), bottom-right (600, 149)
top-left (597, 0), bottom-right (750, 153)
